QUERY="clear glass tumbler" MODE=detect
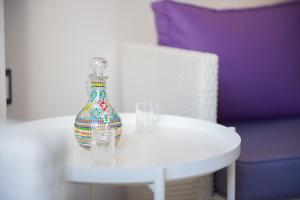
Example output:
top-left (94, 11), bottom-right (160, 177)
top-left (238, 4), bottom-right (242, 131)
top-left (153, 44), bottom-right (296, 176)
top-left (136, 103), bottom-right (160, 134)
top-left (90, 127), bottom-right (117, 167)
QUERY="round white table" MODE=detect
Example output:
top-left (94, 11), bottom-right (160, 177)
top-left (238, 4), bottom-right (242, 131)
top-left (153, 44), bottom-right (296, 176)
top-left (18, 113), bottom-right (241, 200)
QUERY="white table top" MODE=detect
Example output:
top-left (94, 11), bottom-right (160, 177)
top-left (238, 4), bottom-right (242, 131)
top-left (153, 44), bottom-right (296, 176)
top-left (17, 113), bottom-right (240, 185)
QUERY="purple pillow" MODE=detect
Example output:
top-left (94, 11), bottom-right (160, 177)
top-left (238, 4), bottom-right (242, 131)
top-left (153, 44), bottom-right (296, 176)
top-left (152, 0), bottom-right (300, 123)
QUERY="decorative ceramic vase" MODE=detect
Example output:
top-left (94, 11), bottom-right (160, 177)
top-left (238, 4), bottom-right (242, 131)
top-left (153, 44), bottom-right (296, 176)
top-left (74, 57), bottom-right (122, 148)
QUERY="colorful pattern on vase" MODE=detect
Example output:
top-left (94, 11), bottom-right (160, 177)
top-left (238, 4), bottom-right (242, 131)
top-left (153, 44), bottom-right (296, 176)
top-left (74, 81), bottom-right (122, 148)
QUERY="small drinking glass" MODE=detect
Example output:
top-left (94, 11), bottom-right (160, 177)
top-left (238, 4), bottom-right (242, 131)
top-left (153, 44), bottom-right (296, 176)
top-left (90, 127), bottom-right (117, 167)
top-left (136, 103), bottom-right (160, 134)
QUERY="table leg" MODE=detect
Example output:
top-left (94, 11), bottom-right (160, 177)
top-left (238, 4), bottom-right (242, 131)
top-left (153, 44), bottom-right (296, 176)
top-left (227, 162), bottom-right (236, 200)
top-left (153, 167), bottom-right (165, 200)
top-left (90, 184), bottom-right (95, 200)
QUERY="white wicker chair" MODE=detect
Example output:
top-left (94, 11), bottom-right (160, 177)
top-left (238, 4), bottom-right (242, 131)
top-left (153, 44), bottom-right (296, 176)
top-left (120, 44), bottom-right (219, 200)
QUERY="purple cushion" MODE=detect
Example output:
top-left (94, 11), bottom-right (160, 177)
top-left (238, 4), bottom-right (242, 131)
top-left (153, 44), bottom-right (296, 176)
top-left (152, 1), bottom-right (300, 122)
top-left (215, 118), bottom-right (300, 199)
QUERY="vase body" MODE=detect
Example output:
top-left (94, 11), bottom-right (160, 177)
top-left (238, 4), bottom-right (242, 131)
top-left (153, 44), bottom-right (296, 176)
top-left (74, 79), bottom-right (122, 148)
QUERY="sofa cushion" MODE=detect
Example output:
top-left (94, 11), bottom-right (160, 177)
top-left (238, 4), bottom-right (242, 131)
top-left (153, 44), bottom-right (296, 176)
top-left (215, 118), bottom-right (300, 200)
top-left (234, 118), bottom-right (300, 163)
top-left (152, 0), bottom-right (300, 123)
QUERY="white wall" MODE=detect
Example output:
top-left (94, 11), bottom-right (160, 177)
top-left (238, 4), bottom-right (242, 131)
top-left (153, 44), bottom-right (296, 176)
top-left (5, 0), bottom-right (121, 120)
top-left (0, 0), bottom-right (6, 120)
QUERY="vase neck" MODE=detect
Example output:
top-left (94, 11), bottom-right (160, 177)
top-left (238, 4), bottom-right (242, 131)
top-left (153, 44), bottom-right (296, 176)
top-left (90, 80), bottom-right (106, 88)
top-left (89, 80), bottom-right (108, 102)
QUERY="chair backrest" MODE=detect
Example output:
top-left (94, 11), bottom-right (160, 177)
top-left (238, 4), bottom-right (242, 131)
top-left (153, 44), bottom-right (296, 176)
top-left (120, 44), bottom-right (218, 122)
